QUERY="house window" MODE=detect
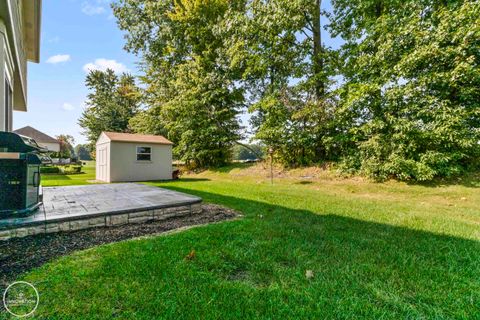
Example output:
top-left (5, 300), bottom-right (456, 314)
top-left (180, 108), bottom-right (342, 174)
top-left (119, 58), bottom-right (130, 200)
top-left (136, 146), bottom-right (151, 161)
top-left (4, 76), bottom-right (12, 131)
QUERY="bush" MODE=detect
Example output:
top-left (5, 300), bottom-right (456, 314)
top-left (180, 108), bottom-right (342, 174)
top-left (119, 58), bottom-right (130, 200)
top-left (41, 165), bottom-right (83, 175)
top-left (59, 165), bottom-right (82, 175)
top-left (40, 166), bottom-right (60, 174)
top-left (336, 133), bottom-right (479, 181)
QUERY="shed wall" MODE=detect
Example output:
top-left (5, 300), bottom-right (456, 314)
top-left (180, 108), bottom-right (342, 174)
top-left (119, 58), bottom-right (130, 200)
top-left (96, 142), bottom-right (110, 182)
top-left (109, 142), bottom-right (172, 182)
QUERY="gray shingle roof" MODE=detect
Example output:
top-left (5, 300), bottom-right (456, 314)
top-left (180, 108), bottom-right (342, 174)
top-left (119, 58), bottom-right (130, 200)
top-left (13, 126), bottom-right (59, 144)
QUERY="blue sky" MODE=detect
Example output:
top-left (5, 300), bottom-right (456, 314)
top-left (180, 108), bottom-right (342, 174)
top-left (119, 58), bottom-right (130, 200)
top-left (14, 0), bottom-right (137, 145)
top-left (15, 0), bottom-right (339, 146)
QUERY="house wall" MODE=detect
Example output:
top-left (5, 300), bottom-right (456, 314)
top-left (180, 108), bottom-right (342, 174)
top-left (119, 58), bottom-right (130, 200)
top-left (0, 0), bottom-right (29, 114)
top-left (0, 0), bottom-right (41, 131)
top-left (109, 142), bottom-right (172, 182)
top-left (39, 142), bottom-right (60, 152)
top-left (0, 19), bottom-right (15, 132)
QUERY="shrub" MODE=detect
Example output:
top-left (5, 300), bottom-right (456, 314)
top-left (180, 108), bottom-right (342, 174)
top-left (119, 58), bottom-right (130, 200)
top-left (59, 165), bottom-right (82, 175)
top-left (40, 166), bottom-right (60, 174)
top-left (41, 165), bottom-right (83, 175)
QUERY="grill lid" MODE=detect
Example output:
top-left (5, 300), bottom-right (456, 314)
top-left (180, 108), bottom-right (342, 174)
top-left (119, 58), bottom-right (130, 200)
top-left (0, 132), bottom-right (48, 153)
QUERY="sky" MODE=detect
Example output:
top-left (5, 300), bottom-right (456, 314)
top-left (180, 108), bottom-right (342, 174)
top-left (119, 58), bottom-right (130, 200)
top-left (15, 0), bottom-right (339, 146)
top-left (14, 0), bottom-right (137, 145)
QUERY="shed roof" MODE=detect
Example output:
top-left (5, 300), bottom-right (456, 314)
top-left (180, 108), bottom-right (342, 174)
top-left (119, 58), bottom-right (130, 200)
top-left (102, 132), bottom-right (173, 145)
top-left (13, 126), bottom-right (59, 144)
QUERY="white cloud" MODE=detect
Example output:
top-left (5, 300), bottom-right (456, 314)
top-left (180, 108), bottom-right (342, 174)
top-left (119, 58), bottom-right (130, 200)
top-left (46, 54), bottom-right (71, 64)
top-left (83, 58), bottom-right (129, 73)
top-left (81, 2), bottom-right (106, 15)
top-left (62, 103), bottom-right (75, 111)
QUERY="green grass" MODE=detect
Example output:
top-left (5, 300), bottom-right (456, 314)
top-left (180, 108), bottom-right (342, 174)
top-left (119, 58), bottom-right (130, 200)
top-left (5, 164), bottom-right (480, 319)
top-left (41, 161), bottom-right (97, 186)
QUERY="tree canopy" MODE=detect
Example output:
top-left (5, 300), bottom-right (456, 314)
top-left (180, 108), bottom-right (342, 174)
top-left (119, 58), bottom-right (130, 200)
top-left (109, 0), bottom-right (479, 180)
top-left (78, 69), bottom-right (141, 149)
top-left (329, 0), bottom-right (480, 180)
top-left (113, 0), bottom-right (243, 168)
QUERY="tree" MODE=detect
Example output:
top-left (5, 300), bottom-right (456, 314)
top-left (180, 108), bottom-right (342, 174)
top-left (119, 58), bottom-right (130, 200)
top-left (75, 144), bottom-right (92, 161)
top-left (329, 0), bottom-right (480, 180)
top-left (113, 0), bottom-right (244, 167)
top-left (78, 69), bottom-right (141, 148)
top-left (110, 0), bottom-right (479, 180)
top-left (223, 0), bottom-right (338, 166)
top-left (51, 134), bottom-right (75, 159)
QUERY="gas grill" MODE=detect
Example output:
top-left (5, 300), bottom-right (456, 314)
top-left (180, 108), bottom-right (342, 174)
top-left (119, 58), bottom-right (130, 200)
top-left (0, 132), bottom-right (48, 217)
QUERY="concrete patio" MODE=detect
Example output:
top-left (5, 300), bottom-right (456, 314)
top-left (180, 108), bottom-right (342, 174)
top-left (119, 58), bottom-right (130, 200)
top-left (0, 183), bottom-right (202, 240)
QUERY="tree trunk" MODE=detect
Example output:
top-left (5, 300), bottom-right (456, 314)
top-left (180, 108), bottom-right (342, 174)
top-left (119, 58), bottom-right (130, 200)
top-left (312, 0), bottom-right (324, 99)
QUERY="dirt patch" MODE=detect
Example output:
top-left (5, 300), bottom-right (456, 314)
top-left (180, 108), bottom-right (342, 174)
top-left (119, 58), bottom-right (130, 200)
top-left (222, 162), bottom-right (335, 179)
top-left (0, 204), bottom-right (240, 285)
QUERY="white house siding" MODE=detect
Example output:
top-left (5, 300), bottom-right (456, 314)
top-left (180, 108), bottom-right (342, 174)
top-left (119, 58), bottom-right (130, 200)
top-left (0, 19), bottom-right (15, 132)
top-left (109, 142), bottom-right (172, 182)
top-left (39, 141), bottom-right (60, 152)
top-left (0, 0), bottom-right (41, 131)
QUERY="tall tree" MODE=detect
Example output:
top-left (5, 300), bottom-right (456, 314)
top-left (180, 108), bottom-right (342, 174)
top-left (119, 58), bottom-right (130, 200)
top-left (113, 0), bottom-right (244, 168)
top-left (224, 0), bottom-right (336, 165)
top-left (110, 0), bottom-right (479, 181)
top-left (329, 0), bottom-right (480, 180)
top-left (312, 0), bottom-right (324, 99)
top-left (78, 69), bottom-right (141, 148)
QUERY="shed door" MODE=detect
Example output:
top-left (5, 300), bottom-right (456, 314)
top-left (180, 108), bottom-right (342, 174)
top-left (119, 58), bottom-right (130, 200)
top-left (97, 146), bottom-right (108, 181)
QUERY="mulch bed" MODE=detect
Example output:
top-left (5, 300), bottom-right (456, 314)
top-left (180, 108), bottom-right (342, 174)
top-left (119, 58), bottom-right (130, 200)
top-left (0, 204), bottom-right (240, 285)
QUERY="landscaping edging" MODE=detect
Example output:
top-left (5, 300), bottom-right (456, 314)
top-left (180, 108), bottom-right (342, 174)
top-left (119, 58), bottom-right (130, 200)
top-left (0, 203), bottom-right (202, 241)
top-left (0, 204), bottom-right (240, 284)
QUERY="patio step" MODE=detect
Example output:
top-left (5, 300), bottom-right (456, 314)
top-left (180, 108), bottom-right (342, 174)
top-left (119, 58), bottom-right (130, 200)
top-left (0, 183), bottom-right (202, 241)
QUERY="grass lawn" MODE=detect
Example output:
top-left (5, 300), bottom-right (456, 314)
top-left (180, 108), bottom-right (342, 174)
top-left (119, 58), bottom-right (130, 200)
top-left (41, 161), bottom-right (97, 186)
top-left (7, 164), bottom-right (480, 319)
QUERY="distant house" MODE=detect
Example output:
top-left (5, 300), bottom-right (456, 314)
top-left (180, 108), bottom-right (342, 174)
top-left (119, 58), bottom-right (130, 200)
top-left (0, 1), bottom-right (42, 132)
top-left (96, 132), bottom-right (173, 182)
top-left (14, 126), bottom-right (60, 152)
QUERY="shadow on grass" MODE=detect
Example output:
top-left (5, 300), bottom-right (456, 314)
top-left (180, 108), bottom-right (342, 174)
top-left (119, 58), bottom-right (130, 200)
top-left (151, 185), bottom-right (480, 317)
top-left (296, 180), bottom-right (313, 185)
top-left (9, 183), bottom-right (479, 318)
top-left (178, 178), bottom-right (211, 182)
top-left (146, 178), bottom-right (211, 184)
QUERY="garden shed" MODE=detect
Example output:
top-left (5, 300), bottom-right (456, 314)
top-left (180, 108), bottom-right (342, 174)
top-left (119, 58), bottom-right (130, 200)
top-left (96, 132), bottom-right (173, 183)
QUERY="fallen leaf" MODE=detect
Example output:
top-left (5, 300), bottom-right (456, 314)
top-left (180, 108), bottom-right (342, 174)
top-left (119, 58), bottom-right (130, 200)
top-left (185, 250), bottom-right (196, 261)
